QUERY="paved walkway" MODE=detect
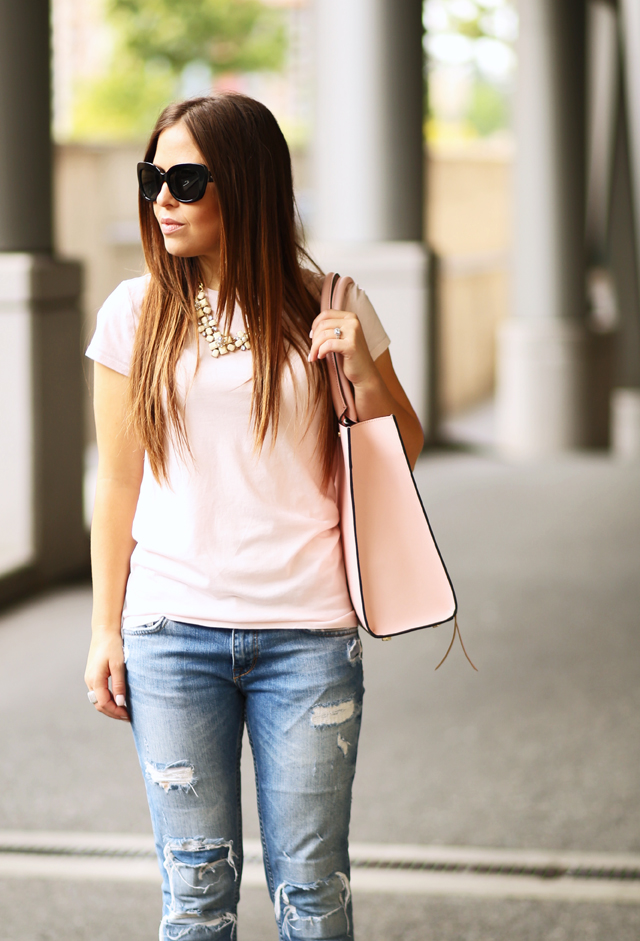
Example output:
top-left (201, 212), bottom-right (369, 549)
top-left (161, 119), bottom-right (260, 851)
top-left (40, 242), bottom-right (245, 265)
top-left (0, 450), bottom-right (639, 940)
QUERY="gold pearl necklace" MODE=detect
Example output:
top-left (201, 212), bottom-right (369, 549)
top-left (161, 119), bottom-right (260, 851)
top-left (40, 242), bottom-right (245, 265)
top-left (196, 284), bottom-right (250, 358)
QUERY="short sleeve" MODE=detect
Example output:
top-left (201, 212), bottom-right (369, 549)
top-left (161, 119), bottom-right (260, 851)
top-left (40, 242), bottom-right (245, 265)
top-left (346, 282), bottom-right (390, 361)
top-left (85, 278), bottom-right (145, 376)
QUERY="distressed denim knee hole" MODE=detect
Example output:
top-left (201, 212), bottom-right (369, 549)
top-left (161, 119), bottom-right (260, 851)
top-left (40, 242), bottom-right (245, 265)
top-left (162, 911), bottom-right (237, 941)
top-left (274, 871), bottom-right (352, 940)
top-left (161, 838), bottom-right (239, 940)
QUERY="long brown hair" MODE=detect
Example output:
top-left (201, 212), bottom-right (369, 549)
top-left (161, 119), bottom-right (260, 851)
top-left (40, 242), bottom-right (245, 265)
top-left (129, 93), bottom-right (335, 485)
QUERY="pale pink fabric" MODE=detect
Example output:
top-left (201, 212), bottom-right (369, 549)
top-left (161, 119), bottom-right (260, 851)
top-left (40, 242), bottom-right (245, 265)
top-left (86, 275), bottom-right (390, 630)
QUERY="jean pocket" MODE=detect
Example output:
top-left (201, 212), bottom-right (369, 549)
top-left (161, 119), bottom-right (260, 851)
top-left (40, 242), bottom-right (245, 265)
top-left (121, 616), bottom-right (166, 636)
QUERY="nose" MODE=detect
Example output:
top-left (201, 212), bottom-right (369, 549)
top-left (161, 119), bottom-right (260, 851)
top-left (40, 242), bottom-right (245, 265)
top-left (155, 182), bottom-right (177, 207)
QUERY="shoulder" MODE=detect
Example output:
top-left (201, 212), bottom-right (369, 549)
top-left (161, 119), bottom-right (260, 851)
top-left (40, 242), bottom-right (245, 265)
top-left (85, 275), bottom-right (149, 376)
top-left (102, 274), bottom-right (149, 317)
top-left (345, 281), bottom-right (370, 315)
top-left (345, 281), bottom-right (391, 361)
top-left (96, 274), bottom-right (149, 336)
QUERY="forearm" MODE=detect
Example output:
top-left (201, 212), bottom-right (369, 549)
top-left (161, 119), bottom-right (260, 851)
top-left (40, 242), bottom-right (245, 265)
top-left (86, 362), bottom-right (143, 721)
top-left (353, 368), bottom-right (424, 468)
top-left (90, 477), bottom-right (139, 635)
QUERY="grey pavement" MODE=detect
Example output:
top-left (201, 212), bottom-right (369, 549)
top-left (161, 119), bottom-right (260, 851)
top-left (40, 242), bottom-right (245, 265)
top-left (0, 450), bottom-right (639, 940)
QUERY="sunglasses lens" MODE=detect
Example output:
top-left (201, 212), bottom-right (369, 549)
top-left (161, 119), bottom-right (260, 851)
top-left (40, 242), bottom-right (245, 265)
top-left (137, 163), bottom-right (210, 202)
top-left (169, 166), bottom-right (207, 202)
top-left (138, 164), bottom-right (161, 201)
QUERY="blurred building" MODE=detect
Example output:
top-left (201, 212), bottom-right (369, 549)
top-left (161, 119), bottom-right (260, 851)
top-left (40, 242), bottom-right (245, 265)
top-left (428, 137), bottom-right (512, 416)
top-left (52, 0), bottom-right (112, 141)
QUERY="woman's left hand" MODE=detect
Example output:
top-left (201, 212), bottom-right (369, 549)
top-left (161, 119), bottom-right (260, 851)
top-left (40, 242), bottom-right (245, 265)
top-left (308, 308), bottom-right (377, 389)
top-left (308, 305), bottom-right (425, 467)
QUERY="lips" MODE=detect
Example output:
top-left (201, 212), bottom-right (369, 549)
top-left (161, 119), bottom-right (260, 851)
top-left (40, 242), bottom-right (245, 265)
top-left (159, 217), bottom-right (184, 235)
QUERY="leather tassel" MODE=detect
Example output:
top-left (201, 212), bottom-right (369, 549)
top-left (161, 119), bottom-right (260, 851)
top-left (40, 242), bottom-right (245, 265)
top-left (435, 614), bottom-right (478, 671)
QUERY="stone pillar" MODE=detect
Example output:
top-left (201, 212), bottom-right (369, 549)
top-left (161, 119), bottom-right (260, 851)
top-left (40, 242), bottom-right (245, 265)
top-left (619, 0), bottom-right (640, 263)
top-left (613, 0), bottom-right (640, 458)
top-left (311, 0), bottom-right (433, 432)
top-left (0, 1), bottom-right (86, 602)
top-left (0, 0), bottom-right (52, 252)
top-left (496, 0), bottom-right (588, 458)
top-left (314, 0), bottom-right (423, 242)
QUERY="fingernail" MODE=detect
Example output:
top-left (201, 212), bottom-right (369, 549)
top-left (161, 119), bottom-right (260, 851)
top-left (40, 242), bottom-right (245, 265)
top-left (309, 329), bottom-right (313, 338)
top-left (307, 352), bottom-right (312, 362)
top-left (115, 694), bottom-right (126, 707)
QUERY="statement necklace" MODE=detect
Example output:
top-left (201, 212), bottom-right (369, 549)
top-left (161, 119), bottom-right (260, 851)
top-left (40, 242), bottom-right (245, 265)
top-left (196, 283), bottom-right (250, 358)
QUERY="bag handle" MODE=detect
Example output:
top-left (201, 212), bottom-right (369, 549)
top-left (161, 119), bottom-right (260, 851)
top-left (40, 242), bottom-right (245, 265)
top-left (321, 272), bottom-right (358, 425)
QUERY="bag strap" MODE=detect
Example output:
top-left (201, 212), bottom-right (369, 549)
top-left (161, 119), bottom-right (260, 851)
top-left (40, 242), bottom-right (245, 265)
top-left (321, 272), bottom-right (358, 425)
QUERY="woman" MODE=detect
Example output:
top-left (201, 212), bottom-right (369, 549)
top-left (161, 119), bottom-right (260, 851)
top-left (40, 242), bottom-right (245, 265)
top-left (84, 93), bottom-right (423, 941)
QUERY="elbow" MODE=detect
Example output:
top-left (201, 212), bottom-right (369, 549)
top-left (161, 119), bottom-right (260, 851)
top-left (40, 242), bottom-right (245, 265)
top-left (408, 439), bottom-right (423, 471)
top-left (405, 420), bottom-right (424, 471)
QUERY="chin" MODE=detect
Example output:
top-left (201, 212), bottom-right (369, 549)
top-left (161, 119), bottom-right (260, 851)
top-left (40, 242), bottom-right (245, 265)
top-left (162, 239), bottom-right (197, 258)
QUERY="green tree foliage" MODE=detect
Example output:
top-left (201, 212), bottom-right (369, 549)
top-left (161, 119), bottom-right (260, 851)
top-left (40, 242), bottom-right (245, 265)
top-left (425, 0), bottom-right (516, 138)
top-left (430, 0), bottom-right (515, 44)
top-left (466, 80), bottom-right (509, 136)
top-left (71, 0), bottom-right (286, 142)
top-left (73, 59), bottom-right (176, 141)
top-left (110, 0), bottom-right (286, 74)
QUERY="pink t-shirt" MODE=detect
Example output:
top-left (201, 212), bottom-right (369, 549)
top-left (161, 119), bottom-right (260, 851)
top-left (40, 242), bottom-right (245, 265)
top-left (86, 275), bottom-right (390, 630)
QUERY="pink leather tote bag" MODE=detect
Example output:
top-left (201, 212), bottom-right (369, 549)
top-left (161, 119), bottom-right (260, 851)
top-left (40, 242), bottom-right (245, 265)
top-left (322, 272), bottom-right (458, 642)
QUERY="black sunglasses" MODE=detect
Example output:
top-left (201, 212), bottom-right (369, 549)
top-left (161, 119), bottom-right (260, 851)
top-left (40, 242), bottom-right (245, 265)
top-left (137, 162), bottom-right (214, 203)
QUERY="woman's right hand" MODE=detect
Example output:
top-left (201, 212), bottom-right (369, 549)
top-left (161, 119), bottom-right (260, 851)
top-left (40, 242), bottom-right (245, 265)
top-left (84, 628), bottom-right (130, 721)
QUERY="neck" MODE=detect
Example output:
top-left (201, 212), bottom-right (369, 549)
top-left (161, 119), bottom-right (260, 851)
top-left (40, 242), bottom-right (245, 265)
top-left (200, 251), bottom-right (221, 290)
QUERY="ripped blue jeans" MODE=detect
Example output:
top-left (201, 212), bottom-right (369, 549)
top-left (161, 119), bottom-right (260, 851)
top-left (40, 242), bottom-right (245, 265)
top-left (123, 618), bottom-right (364, 941)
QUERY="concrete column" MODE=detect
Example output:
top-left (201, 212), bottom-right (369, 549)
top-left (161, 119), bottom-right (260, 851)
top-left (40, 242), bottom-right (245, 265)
top-left (496, 0), bottom-right (589, 458)
top-left (311, 0), bottom-right (433, 432)
top-left (314, 0), bottom-right (423, 242)
top-left (586, 0), bottom-right (619, 265)
top-left (0, 0), bottom-right (52, 251)
top-left (614, 0), bottom-right (640, 457)
top-left (0, 1), bottom-right (87, 603)
top-left (619, 0), bottom-right (640, 265)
